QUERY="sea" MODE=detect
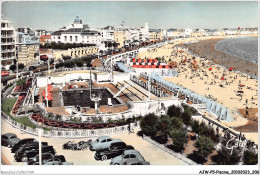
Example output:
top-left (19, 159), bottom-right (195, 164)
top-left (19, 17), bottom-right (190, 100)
top-left (214, 37), bottom-right (258, 64)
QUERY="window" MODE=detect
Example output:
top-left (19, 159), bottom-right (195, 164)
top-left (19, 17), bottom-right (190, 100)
top-left (101, 140), bottom-right (106, 143)
top-left (64, 36), bottom-right (67, 42)
top-left (70, 36), bottom-right (72, 42)
top-left (58, 36), bottom-right (60, 39)
top-left (107, 139), bottom-right (112, 142)
top-left (130, 154), bottom-right (136, 158)
top-left (75, 36), bottom-right (78, 42)
top-left (124, 155), bottom-right (130, 159)
top-left (2, 135), bottom-right (8, 139)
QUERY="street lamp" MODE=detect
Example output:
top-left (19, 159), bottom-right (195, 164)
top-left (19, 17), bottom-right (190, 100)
top-left (16, 58), bottom-right (19, 80)
top-left (37, 122), bottom-right (43, 165)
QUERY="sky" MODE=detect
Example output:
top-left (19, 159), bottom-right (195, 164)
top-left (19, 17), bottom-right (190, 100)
top-left (1, 1), bottom-right (258, 31)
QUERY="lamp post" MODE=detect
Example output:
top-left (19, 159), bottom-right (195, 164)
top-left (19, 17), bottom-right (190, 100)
top-left (38, 122), bottom-right (43, 165)
top-left (16, 58), bottom-right (19, 80)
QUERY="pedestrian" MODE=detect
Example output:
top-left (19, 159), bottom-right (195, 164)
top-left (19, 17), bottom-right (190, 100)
top-left (246, 109), bottom-right (249, 117)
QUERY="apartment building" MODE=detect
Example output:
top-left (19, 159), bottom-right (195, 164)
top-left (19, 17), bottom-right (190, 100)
top-left (1, 19), bottom-right (16, 69)
top-left (16, 31), bottom-right (39, 66)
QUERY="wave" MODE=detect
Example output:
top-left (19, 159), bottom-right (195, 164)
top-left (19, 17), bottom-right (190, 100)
top-left (214, 37), bottom-right (258, 64)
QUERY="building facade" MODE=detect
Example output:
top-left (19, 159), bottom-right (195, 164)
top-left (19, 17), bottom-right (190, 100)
top-left (16, 32), bottom-right (39, 66)
top-left (51, 16), bottom-right (101, 45)
top-left (1, 19), bottom-right (16, 69)
top-left (149, 29), bottom-right (164, 41)
top-left (40, 35), bottom-right (51, 45)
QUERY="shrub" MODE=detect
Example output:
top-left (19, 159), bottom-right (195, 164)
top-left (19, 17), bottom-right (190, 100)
top-left (140, 113), bottom-right (158, 137)
top-left (243, 150), bottom-right (258, 165)
top-left (212, 145), bottom-right (241, 165)
top-left (153, 115), bottom-right (173, 144)
top-left (167, 104), bottom-right (182, 118)
top-left (171, 117), bottom-right (184, 129)
top-left (195, 135), bottom-right (215, 159)
top-left (168, 128), bottom-right (187, 152)
top-left (181, 112), bottom-right (192, 125)
top-left (182, 103), bottom-right (198, 115)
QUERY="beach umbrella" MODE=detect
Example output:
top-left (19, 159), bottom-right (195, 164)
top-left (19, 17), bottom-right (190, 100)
top-left (229, 67), bottom-right (234, 71)
top-left (209, 68), bottom-right (213, 71)
top-left (221, 76), bottom-right (224, 80)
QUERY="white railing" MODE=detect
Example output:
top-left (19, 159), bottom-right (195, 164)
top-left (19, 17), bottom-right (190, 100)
top-left (2, 111), bottom-right (133, 138)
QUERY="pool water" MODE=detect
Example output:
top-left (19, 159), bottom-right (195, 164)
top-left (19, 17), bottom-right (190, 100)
top-left (62, 89), bottom-right (120, 107)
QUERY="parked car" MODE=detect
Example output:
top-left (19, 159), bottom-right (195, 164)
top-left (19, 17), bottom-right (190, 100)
top-left (11, 138), bottom-right (48, 153)
top-left (27, 152), bottom-right (55, 165)
top-left (95, 145), bottom-right (134, 161)
top-left (43, 158), bottom-right (73, 165)
top-left (110, 150), bottom-right (145, 165)
top-left (27, 154), bottom-right (66, 165)
top-left (89, 136), bottom-right (122, 151)
top-left (12, 141), bottom-right (48, 153)
top-left (1, 133), bottom-right (20, 148)
top-left (123, 158), bottom-right (150, 165)
top-left (14, 146), bottom-right (56, 162)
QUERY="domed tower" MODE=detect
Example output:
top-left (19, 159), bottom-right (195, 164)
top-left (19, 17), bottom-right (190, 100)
top-left (72, 16), bottom-right (83, 28)
top-left (74, 16), bottom-right (82, 24)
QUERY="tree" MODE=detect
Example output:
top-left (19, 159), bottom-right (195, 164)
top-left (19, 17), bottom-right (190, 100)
top-left (171, 117), bottom-right (184, 129)
top-left (167, 104), bottom-right (182, 118)
top-left (181, 112), bottom-right (192, 125)
top-left (243, 150), bottom-right (258, 165)
top-left (9, 64), bottom-right (16, 72)
top-left (140, 113), bottom-right (159, 137)
top-left (195, 135), bottom-right (215, 159)
top-left (154, 115), bottom-right (173, 144)
top-left (212, 145), bottom-right (241, 165)
top-left (169, 128), bottom-right (187, 152)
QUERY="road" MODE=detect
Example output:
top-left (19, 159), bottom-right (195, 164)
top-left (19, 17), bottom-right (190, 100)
top-left (1, 55), bottom-right (98, 83)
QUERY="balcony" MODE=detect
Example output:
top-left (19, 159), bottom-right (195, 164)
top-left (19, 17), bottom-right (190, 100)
top-left (1, 49), bottom-right (15, 53)
top-left (1, 26), bottom-right (14, 31)
top-left (1, 56), bottom-right (15, 60)
top-left (1, 35), bottom-right (14, 38)
top-left (1, 42), bottom-right (15, 45)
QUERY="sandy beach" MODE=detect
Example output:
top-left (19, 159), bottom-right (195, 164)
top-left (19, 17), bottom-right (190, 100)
top-left (181, 38), bottom-right (258, 76)
top-left (137, 35), bottom-right (258, 142)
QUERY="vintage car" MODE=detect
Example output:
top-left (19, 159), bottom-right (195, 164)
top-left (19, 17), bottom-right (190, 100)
top-left (89, 136), bottom-right (122, 151)
top-left (95, 145), bottom-right (134, 161)
top-left (1, 133), bottom-right (20, 148)
top-left (12, 138), bottom-right (48, 153)
top-left (110, 149), bottom-right (145, 165)
top-left (14, 146), bottom-right (55, 162)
